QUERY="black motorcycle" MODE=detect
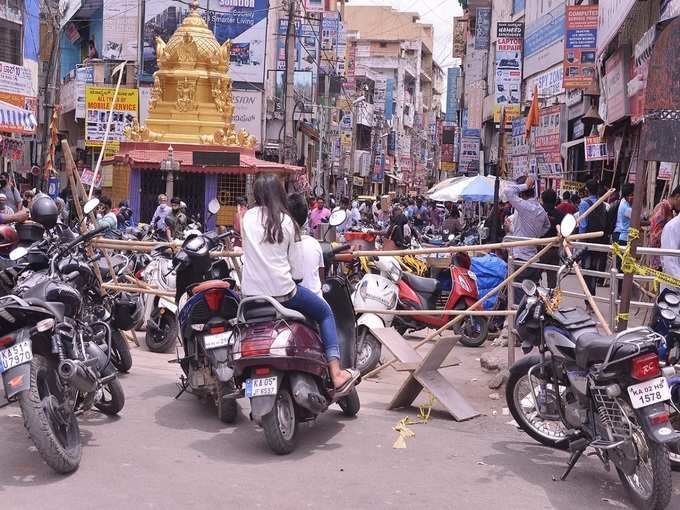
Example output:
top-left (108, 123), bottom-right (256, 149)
top-left (506, 215), bottom-right (678, 510)
top-left (3, 223), bottom-right (125, 473)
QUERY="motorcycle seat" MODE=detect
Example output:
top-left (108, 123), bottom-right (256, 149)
top-left (190, 280), bottom-right (230, 296)
top-left (238, 295), bottom-right (306, 324)
top-left (25, 298), bottom-right (65, 321)
top-left (401, 271), bottom-right (440, 295)
top-left (574, 330), bottom-right (645, 369)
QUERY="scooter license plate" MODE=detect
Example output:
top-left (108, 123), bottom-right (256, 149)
top-left (627, 377), bottom-right (671, 409)
top-left (0, 341), bottom-right (32, 374)
top-left (203, 331), bottom-right (234, 350)
top-left (245, 376), bottom-right (277, 398)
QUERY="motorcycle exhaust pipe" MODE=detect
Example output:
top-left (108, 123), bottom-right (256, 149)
top-left (58, 360), bottom-right (98, 393)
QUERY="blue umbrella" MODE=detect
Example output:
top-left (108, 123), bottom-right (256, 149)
top-left (427, 175), bottom-right (510, 203)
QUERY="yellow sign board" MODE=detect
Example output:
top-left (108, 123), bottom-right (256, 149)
top-left (85, 86), bottom-right (138, 148)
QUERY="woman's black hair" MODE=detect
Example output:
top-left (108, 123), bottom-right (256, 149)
top-left (287, 193), bottom-right (308, 227)
top-left (253, 173), bottom-right (299, 243)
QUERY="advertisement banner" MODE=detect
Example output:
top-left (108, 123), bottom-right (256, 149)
top-left (384, 79), bottom-right (394, 121)
top-left (584, 136), bottom-right (608, 161)
top-left (441, 123), bottom-right (456, 172)
top-left (85, 86), bottom-right (138, 147)
top-left (563, 5), bottom-right (598, 89)
top-left (494, 22), bottom-right (524, 123)
top-left (0, 62), bottom-right (35, 97)
top-left (459, 136), bottom-right (480, 174)
top-left (511, 117), bottom-right (529, 178)
top-left (445, 67), bottom-right (460, 122)
top-left (524, 64), bottom-right (564, 99)
top-left (602, 46), bottom-right (630, 124)
top-left (535, 105), bottom-right (562, 175)
top-left (304, 0), bottom-right (324, 13)
top-left (0, 61), bottom-right (37, 135)
top-left (102, 0), bottom-right (139, 61)
top-left (320, 11), bottom-right (341, 74)
top-left (452, 17), bottom-right (467, 59)
top-left (75, 66), bottom-right (94, 119)
top-left (659, 162), bottom-right (675, 180)
top-left (628, 27), bottom-right (655, 125)
top-left (142, 0), bottom-right (269, 83)
top-left (475, 8), bottom-right (491, 50)
top-left (523, 2), bottom-right (565, 77)
top-left (232, 90), bottom-right (262, 147)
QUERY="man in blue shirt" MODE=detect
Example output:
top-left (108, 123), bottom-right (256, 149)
top-left (578, 179), bottom-right (608, 297)
top-left (613, 183), bottom-right (634, 292)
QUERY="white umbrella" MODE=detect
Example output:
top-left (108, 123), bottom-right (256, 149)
top-left (427, 175), bottom-right (511, 203)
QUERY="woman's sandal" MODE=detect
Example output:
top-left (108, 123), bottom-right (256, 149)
top-left (334, 368), bottom-right (361, 397)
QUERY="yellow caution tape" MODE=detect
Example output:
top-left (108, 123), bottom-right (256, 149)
top-left (392, 394), bottom-right (435, 449)
top-left (611, 227), bottom-right (680, 290)
top-left (617, 313), bottom-right (630, 322)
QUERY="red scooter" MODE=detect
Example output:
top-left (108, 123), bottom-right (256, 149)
top-left (230, 243), bottom-right (360, 455)
top-left (393, 253), bottom-right (490, 347)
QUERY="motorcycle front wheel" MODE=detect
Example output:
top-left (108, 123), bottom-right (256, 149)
top-left (505, 359), bottom-right (569, 449)
top-left (356, 326), bottom-right (381, 375)
top-left (453, 301), bottom-right (490, 348)
top-left (145, 310), bottom-right (178, 353)
top-left (19, 355), bottom-right (81, 474)
top-left (110, 329), bottom-right (132, 373)
top-left (616, 406), bottom-right (672, 510)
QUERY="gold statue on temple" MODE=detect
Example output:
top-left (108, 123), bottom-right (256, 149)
top-left (126, 0), bottom-right (256, 148)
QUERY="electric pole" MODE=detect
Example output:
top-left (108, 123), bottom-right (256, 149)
top-left (282, 0), bottom-right (297, 164)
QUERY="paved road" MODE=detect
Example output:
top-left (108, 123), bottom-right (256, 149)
top-left (1, 343), bottom-right (679, 510)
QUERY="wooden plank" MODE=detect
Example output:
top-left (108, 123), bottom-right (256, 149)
top-left (388, 373), bottom-right (424, 410)
top-left (416, 336), bottom-right (459, 373)
top-left (370, 327), bottom-right (422, 364)
top-left (415, 370), bottom-right (479, 421)
top-left (393, 362), bottom-right (419, 372)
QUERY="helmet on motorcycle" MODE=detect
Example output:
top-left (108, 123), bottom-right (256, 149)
top-left (112, 292), bottom-right (143, 330)
top-left (30, 193), bottom-right (59, 229)
top-left (179, 234), bottom-right (211, 274)
top-left (0, 224), bottom-right (17, 254)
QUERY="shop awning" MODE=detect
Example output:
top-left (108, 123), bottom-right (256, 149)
top-left (0, 100), bottom-right (37, 135)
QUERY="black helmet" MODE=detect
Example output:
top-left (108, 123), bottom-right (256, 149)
top-left (30, 193), bottom-right (59, 229)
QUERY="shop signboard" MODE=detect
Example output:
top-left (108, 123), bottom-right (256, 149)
top-left (445, 67), bottom-right (460, 122)
top-left (304, 0), bottom-right (324, 13)
top-left (459, 135), bottom-right (480, 174)
top-left (0, 62), bottom-right (35, 98)
top-left (102, 0), bottom-right (139, 61)
top-left (75, 66), bottom-right (94, 119)
top-left (597, 0), bottom-right (636, 56)
top-left (441, 123), bottom-right (456, 172)
top-left (452, 17), bottom-right (467, 59)
top-left (494, 22), bottom-right (524, 124)
top-left (0, 62), bottom-right (38, 135)
top-left (628, 27), bottom-right (655, 126)
top-left (584, 136), bottom-right (608, 161)
top-left (563, 5), bottom-right (598, 89)
top-left (475, 8), bottom-right (491, 50)
top-left (142, 0), bottom-right (269, 84)
top-left (602, 46), bottom-right (631, 124)
top-left (232, 89), bottom-right (262, 147)
top-left (523, 2), bottom-right (565, 78)
top-left (524, 64), bottom-right (564, 99)
top-left (658, 162), bottom-right (674, 181)
top-left (85, 86), bottom-right (139, 148)
top-left (535, 105), bottom-right (562, 175)
top-left (511, 117), bottom-right (529, 178)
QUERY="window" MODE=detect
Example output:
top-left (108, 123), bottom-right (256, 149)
top-left (0, 19), bottom-right (21, 65)
top-left (379, 42), bottom-right (387, 48)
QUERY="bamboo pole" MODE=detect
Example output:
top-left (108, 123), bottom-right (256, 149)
top-left (364, 240), bottom-right (558, 379)
top-left (101, 282), bottom-right (175, 298)
top-left (354, 309), bottom-right (515, 316)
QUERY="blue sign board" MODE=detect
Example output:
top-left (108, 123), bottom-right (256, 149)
top-left (445, 68), bottom-right (460, 122)
top-left (384, 79), bottom-right (394, 121)
top-left (512, 0), bottom-right (525, 15)
top-left (475, 8), bottom-right (491, 50)
top-left (524, 5), bottom-right (566, 57)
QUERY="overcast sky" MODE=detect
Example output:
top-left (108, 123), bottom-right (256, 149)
top-left (348, 0), bottom-right (463, 69)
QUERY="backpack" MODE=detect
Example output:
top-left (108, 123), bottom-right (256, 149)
top-left (606, 199), bottom-right (620, 238)
top-left (583, 197), bottom-right (608, 241)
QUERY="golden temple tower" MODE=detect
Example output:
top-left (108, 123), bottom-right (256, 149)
top-left (126, 0), bottom-right (256, 148)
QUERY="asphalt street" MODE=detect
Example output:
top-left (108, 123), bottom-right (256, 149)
top-left (2, 337), bottom-right (679, 510)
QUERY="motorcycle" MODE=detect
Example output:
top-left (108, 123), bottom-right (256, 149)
top-left (3, 202), bottom-right (125, 473)
top-left (393, 251), bottom-right (490, 347)
top-left (142, 246), bottom-right (178, 353)
top-left (230, 211), bottom-right (360, 454)
top-left (506, 213), bottom-right (678, 510)
top-left (172, 201), bottom-right (241, 423)
top-left (351, 256), bottom-right (401, 374)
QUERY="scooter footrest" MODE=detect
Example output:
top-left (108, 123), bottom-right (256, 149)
top-left (589, 438), bottom-right (626, 450)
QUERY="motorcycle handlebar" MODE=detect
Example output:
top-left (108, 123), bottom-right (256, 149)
top-left (332, 243), bottom-right (351, 255)
top-left (64, 224), bottom-right (110, 252)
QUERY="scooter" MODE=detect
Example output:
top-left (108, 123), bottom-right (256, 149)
top-left (142, 246), bottom-right (178, 353)
top-left (230, 211), bottom-right (360, 455)
top-left (393, 252), bottom-right (490, 347)
top-left (351, 256), bottom-right (401, 374)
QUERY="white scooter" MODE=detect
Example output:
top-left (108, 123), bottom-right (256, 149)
top-left (352, 256), bottom-right (401, 374)
top-left (142, 247), bottom-right (178, 353)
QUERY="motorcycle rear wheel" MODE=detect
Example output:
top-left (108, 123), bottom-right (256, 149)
top-left (261, 389), bottom-right (297, 455)
top-left (94, 378), bottom-right (125, 416)
top-left (145, 310), bottom-right (178, 353)
top-left (338, 387), bottom-right (360, 417)
top-left (110, 329), bottom-right (132, 373)
top-left (505, 361), bottom-right (569, 449)
top-left (19, 354), bottom-right (81, 474)
top-left (453, 302), bottom-right (490, 348)
top-left (616, 408), bottom-right (672, 510)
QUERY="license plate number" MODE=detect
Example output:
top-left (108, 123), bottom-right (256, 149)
top-left (627, 377), bottom-right (671, 409)
top-left (0, 341), bottom-right (32, 374)
top-left (245, 376), bottom-right (277, 398)
top-left (203, 331), bottom-right (233, 350)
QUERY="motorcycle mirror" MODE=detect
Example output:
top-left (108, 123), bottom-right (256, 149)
top-left (448, 234), bottom-right (454, 241)
top-left (521, 279), bottom-right (537, 297)
top-left (560, 214), bottom-right (577, 237)
top-left (328, 209), bottom-right (348, 227)
top-left (83, 198), bottom-right (100, 215)
top-left (9, 246), bottom-right (27, 261)
top-left (208, 198), bottom-right (221, 215)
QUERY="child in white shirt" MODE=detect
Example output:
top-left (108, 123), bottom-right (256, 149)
top-left (287, 193), bottom-right (325, 298)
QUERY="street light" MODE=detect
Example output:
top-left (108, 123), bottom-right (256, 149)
top-left (160, 145), bottom-right (180, 196)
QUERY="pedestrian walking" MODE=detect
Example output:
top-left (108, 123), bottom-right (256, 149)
top-left (540, 189), bottom-right (564, 288)
top-left (577, 179), bottom-right (608, 297)
top-left (613, 183), bottom-right (634, 292)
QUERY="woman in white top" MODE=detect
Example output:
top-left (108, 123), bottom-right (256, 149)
top-left (241, 174), bottom-right (358, 391)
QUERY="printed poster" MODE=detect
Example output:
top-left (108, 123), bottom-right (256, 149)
top-left (85, 86), bottom-right (139, 147)
top-left (475, 8), bottom-right (491, 50)
top-left (563, 5), bottom-right (598, 89)
top-left (102, 0), bottom-right (139, 61)
top-left (494, 22), bottom-right (524, 123)
top-left (534, 105), bottom-right (562, 175)
top-left (584, 135), bottom-right (608, 161)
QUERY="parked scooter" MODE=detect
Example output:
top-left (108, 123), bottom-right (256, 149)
top-left (173, 201), bottom-right (241, 423)
top-left (142, 246), bottom-right (178, 353)
top-left (393, 252), bottom-right (490, 347)
top-left (230, 211), bottom-right (360, 454)
top-left (352, 256), bottom-right (401, 374)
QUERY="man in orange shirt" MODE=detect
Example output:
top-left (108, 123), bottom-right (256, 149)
top-left (649, 185), bottom-right (680, 268)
